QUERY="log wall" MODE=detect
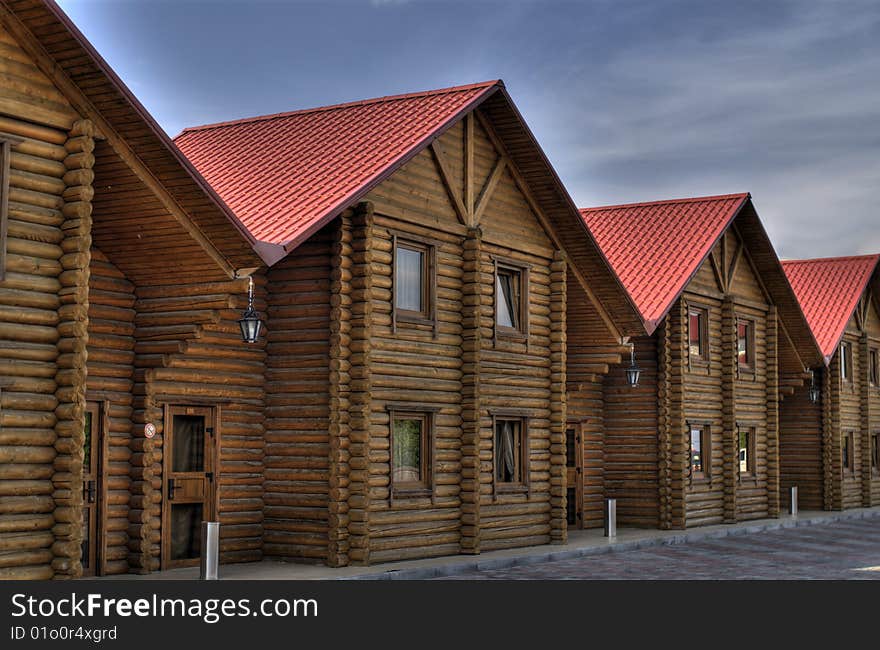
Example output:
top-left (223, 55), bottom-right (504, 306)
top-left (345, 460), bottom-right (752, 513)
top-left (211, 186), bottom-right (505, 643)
top-left (263, 224), bottom-right (333, 562)
top-left (0, 23), bottom-right (83, 579)
top-left (86, 249), bottom-right (135, 575)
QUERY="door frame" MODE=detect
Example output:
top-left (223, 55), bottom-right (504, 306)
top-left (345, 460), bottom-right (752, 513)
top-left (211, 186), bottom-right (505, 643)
top-left (81, 400), bottom-right (108, 577)
top-left (160, 404), bottom-right (220, 570)
top-left (566, 419), bottom-right (585, 530)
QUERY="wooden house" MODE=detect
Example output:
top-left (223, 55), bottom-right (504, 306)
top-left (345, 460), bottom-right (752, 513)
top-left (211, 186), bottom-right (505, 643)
top-left (0, 0), bottom-right (274, 579)
top-left (571, 194), bottom-right (822, 530)
top-left (175, 81), bottom-right (642, 567)
top-left (780, 255), bottom-right (880, 511)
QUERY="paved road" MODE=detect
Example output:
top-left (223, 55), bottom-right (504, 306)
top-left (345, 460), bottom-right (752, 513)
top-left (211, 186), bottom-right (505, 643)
top-left (439, 517), bottom-right (880, 579)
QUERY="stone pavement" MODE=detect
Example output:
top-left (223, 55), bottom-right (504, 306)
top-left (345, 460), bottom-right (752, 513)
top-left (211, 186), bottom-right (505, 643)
top-left (102, 506), bottom-right (880, 580)
top-left (439, 516), bottom-right (880, 580)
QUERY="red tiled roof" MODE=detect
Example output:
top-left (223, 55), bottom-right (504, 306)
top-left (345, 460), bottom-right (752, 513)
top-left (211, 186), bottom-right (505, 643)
top-left (174, 81), bottom-right (500, 254)
top-left (580, 193), bottom-right (749, 329)
top-left (781, 255), bottom-right (880, 362)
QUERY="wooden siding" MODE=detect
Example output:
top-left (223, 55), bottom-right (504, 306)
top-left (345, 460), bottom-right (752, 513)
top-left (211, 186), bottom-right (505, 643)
top-left (779, 375), bottom-right (824, 511)
top-left (263, 225), bottom-right (332, 561)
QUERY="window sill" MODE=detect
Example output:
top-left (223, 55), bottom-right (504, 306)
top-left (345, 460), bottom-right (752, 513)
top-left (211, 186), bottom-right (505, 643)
top-left (495, 484), bottom-right (529, 495)
top-left (737, 367), bottom-right (755, 379)
top-left (688, 359), bottom-right (710, 373)
top-left (391, 487), bottom-right (433, 499)
top-left (689, 476), bottom-right (711, 487)
top-left (495, 327), bottom-right (528, 342)
top-left (395, 311), bottom-right (435, 327)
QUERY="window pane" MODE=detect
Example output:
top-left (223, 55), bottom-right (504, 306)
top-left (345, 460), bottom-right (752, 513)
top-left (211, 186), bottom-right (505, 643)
top-left (172, 415), bottom-right (205, 473)
top-left (392, 417), bottom-right (422, 484)
top-left (396, 246), bottom-right (424, 313)
top-left (843, 434), bottom-right (851, 469)
top-left (690, 428), bottom-right (703, 474)
top-left (738, 429), bottom-right (750, 474)
top-left (737, 322), bottom-right (749, 366)
top-left (495, 419), bottom-right (522, 483)
top-left (496, 271), bottom-right (519, 329)
top-left (872, 434), bottom-right (878, 468)
top-left (689, 312), bottom-right (702, 357)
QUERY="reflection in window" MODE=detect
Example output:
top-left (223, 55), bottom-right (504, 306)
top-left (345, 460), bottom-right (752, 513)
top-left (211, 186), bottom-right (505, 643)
top-left (690, 426), bottom-right (708, 479)
top-left (737, 319), bottom-right (754, 369)
top-left (391, 413), bottom-right (427, 488)
top-left (840, 342), bottom-right (853, 382)
top-left (689, 309), bottom-right (707, 360)
top-left (738, 427), bottom-right (755, 476)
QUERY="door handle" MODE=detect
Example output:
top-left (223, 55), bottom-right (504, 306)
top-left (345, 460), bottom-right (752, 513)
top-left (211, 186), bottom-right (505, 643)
top-left (205, 472), bottom-right (214, 482)
top-left (167, 478), bottom-right (176, 501)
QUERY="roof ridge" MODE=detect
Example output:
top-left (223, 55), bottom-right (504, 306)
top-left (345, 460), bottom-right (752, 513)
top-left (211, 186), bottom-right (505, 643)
top-left (781, 253), bottom-right (880, 266)
top-left (176, 80), bottom-right (502, 136)
top-left (579, 192), bottom-right (749, 213)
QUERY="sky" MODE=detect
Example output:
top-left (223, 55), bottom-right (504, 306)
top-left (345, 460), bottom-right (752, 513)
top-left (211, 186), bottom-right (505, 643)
top-left (55, 0), bottom-right (880, 260)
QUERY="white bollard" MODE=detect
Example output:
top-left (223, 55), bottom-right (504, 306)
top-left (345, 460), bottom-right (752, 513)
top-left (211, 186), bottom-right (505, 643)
top-left (604, 498), bottom-right (617, 538)
top-left (789, 487), bottom-right (798, 517)
top-left (200, 521), bottom-right (220, 580)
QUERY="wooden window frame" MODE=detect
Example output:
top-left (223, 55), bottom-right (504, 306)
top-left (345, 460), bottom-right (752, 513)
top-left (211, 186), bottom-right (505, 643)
top-left (688, 422), bottom-right (711, 484)
top-left (386, 403), bottom-right (437, 499)
top-left (843, 431), bottom-right (855, 475)
top-left (493, 257), bottom-right (530, 342)
top-left (687, 305), bottom-right (710, 368)
top-left (869, 348), bottom-right (879, 387)
top-left (491, 411), bottom-right (530, 495)
top-left (736, 317), bottom-right (756, 375)
top-left (840, 341), bottom-right (853, 383)
top-left (391, 233), bottom-right (437, 334)
top-left (736, 423), bottom-right (757, 481)
top-left (0, 134), bottom-right (25, 283)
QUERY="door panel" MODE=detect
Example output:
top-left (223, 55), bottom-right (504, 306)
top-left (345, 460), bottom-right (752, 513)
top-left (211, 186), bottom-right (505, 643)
top-left (161, 406), bottom-right (217, 569)
top-left (81, 402), bottom-right (102, 576)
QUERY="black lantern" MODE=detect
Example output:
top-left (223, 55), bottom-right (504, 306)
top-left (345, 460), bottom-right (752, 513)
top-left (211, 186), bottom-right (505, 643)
top-left (238, 276), bottom-right (262, 344)
top-left (808, 369), bottom-right (820, 404)
top-left (625, 343), bottom-right (641, 388)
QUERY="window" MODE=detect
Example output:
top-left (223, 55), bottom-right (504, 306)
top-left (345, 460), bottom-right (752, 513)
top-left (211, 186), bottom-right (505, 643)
top-left (738, 426), bottom-right (756, 477)
top-left (840, 342), bottom-right (853, 382)
top-left (393, 238), bottom-right (434, 323)
top-left (869, 349), bottom-right (879, 386)
top-left (872, 433), bottom-right (879, 474)
top-left (843, 432), bottom-right (854, 474)
top-left (688, 308), bottom-right (708, 361)
top-left (737, 319), bottom-right (754, 371)
top-left (689, 425), bottom-right (710, 480)
top-left (495, 261), bottom-right (528, 337)
top-left (0, 136), bottom-right (20, 283)
top-left (494, 417), bottom-right (526, 486)
top-left (390, 411), bottom-right (432, 492)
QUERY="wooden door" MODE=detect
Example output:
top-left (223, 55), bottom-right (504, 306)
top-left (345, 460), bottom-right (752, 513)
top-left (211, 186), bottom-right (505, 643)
top-left (566, 423), bottom-right (583, 529)
top-left (161, 405), bottom-right (218, 569)
top-left (81, 402), bottom-right (102, 576)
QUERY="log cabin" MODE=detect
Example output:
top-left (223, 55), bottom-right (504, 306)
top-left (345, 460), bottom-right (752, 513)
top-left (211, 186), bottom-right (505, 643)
top-left (175, 81), bottom-right (643, 567)
top-left (574, 194), bottom-right (822, 529)
top-left (780, 254), bottom-right (880, 511)
top-left (0, 0), bottom-right (274, 579)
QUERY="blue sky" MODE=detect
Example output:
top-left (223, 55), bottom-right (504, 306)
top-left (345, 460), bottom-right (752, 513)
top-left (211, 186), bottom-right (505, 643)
top-left (56, 0), bottom-right (880, 259)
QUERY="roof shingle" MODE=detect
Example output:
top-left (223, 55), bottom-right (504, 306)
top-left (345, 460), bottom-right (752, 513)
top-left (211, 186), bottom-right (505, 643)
top-left (580, 193), bottom-right (749, 329)
top-left (175, 81), bottom-right (500, 252)
top-left (781, 255), bottom-right (880, 362)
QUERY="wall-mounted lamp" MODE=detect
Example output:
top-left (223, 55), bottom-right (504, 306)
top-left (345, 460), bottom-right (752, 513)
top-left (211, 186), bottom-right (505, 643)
top-left (238, 276), bottom-right (262, 344)
top-left (625, 342), bottom-right (641, 388)
top-left (808, 369), bottom-right (820, 404)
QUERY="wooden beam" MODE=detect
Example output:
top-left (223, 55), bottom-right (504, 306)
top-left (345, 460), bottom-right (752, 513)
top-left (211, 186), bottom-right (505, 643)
top-left (0, 6), bottom-right (238, 279)
top-left (463, 113), bottom-right (474, 225)
top-left (727, 239), bottom-right (743, 290)
top-left (472, 110), bottom-right (622, 342)
top-left (472, 156), bottom-right (505, 226)
top-left (708, 249), bottom-right (725, 294)
top-left (429, 141), bottom-right (468, 226)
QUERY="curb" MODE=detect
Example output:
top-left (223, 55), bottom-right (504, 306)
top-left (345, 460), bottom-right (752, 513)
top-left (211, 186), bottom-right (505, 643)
top-left (341, 508), bottom-right (880, 580)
